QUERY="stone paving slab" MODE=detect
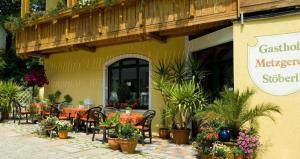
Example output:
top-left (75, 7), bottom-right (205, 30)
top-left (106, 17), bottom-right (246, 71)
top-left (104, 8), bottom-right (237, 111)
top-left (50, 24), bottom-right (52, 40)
top-left (0, 121), bottom-right (197, 159)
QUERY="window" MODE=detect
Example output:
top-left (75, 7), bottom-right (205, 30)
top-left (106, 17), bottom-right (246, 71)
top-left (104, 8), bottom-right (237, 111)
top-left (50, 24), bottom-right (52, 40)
top-left (193, 42), bottom-right (233, 101)
top-left (107, 58), bottom-right (149, 110)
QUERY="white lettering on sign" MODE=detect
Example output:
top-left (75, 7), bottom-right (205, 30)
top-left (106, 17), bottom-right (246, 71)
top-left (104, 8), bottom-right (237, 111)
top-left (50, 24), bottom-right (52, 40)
top-left (248, 32), bottom-right (300, 95)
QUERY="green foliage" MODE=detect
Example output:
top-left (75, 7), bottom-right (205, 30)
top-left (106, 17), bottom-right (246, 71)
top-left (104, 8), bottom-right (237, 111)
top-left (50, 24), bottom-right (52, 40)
top-left (4, 16), bottom-right (24, 33)
top-left (198, 87), bottom-right (281, 137)
top-left (40, 116), bottom-right (58, 128)
top-left (48, 90), bottom-right (61, 104)
top-left (0, 0), bottom-right (21, 25)
top-left (47, 0), bottom-right (66, 18)
top-left (118, 123), bottom-right (140, 140)
top-left (153, 58), bottom-right (207, 130)
top-left (63, 94), bottom-right (73, 103)
top-left (102, 112), bottom-right (120, 127)
top-left (232, 146), bottom-right (244, 156)
top-left (0, 81), bottom-right (22, 114)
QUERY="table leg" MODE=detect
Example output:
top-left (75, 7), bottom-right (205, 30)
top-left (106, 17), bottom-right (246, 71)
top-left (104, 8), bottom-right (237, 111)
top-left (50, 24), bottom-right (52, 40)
top-left (102, 128), bottom-right (107, 144)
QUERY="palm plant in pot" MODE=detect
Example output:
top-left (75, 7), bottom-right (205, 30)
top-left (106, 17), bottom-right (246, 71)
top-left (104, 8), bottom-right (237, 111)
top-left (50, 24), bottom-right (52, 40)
top-left (56, 120), bottom-right (73, 139)
top-left (165, 79), bottom-right (206, 144)
top-left (153, 58), bottom-right (207, 145)
top-left (118, 123), bottom-right (140, 154)
top-left (198, 87), bottom-right (281, 139)
top-left (158, 108), bottom-right (171, 139)
top-left (0, 81), bottom-right (22, 120)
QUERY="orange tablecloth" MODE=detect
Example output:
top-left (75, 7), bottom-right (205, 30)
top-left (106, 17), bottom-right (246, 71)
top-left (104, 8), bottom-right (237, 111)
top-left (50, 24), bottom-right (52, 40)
top-left (108, 112), bottom-right (144, 124)
top-left (62, 108), bottom-right (88, 118)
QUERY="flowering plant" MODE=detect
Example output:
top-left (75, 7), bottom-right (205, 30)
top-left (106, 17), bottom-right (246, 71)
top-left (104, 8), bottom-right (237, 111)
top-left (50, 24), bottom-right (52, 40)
top-left (213, 143), bottom-right (231, 159)
top-left (237, 129), bottom-right (260, 158)
top-left (24, 65), bottom-right (49, 87)
top-left (56, 120), bottom-right (73, 132)
top-left (195, 126), bottom-right (219, 155)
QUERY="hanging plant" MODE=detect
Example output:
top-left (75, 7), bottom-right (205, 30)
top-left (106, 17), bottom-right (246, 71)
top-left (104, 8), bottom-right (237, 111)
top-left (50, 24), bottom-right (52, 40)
top-left (24, 65), bottom-right (49, 87)
top-left (4, 16), bottom-right (25, 34)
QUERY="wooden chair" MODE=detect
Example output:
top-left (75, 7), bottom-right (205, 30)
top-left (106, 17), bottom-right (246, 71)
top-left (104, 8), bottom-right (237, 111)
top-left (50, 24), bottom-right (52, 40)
top-left (91, 112), bottom-right (111, 143)
top-left (14, 100), bottom-right (30, 124)
top-left (49, 104), bottom-right (70, 121)
top-left (135, 110), bottom-right (156, 145)
top-left (78, 106), bottom-right (103, 135)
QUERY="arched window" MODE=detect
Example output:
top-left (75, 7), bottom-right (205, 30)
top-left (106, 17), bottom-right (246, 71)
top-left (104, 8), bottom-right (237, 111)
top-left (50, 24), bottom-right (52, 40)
top-left (108, 58), bottom-right (149, 110)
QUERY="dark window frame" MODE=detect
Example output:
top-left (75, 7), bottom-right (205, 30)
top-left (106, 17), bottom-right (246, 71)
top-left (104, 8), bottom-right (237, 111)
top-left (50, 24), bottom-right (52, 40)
top-left (108, 58), bottom-right (149, 109)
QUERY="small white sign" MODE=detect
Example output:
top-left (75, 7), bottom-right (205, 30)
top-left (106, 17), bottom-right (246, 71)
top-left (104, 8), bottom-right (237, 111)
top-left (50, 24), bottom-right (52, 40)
top-left (248, 32), bottom-right (300, 96)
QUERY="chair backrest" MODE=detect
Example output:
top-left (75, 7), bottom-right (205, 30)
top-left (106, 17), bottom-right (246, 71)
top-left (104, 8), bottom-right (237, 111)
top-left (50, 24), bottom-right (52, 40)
top-left (14, 100), bottom-right (24, 113)
top-left (86, 106), bottom-right (103, 122)
top-left (142, 110), bottom-right (156, 127)
top-left (49, 104), bottom-right (61, 117)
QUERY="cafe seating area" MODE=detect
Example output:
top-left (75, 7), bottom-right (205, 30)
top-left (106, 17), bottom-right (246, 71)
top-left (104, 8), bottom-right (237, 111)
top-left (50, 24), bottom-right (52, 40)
top-left (11, 100), bottom-right (157, 149)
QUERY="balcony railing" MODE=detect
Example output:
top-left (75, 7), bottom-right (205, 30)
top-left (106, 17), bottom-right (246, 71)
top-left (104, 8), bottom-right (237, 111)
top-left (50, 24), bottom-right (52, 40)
top-left (16, 0), bottom-right (239, 55)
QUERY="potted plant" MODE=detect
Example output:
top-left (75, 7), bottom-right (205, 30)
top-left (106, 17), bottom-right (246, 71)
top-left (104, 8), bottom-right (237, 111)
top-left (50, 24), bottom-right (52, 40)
top-left (79, 100), bottom-right (84, 108)
top-left (236, 129), bottom-right (260, 159)
top-left (153, 59), bottom-right (207, 145)
top-left (0, 81), bottom-right (22, 120)
top-left (198, 88), bottom-right (281, 139)
top-left (39, 116), bottom-right (58, 136)
top-left (232, 146), bottom-right (245, 159)
top-left (101, 112), bottom-right (121, 150)
top-left (118, 123), bottom-right (140, 154)
top-left (165, 80), bottom-right (206, 144)
top-left (63, 94), bottom-right (73, 105)
top-left (158, 108), bottom-right (170, 139)
top-left (56, 120), bottom-right (73, 139)
top-left (194, 124), bottom-right (219, 158)
top-left (213, 144), bottom-right (231, 159)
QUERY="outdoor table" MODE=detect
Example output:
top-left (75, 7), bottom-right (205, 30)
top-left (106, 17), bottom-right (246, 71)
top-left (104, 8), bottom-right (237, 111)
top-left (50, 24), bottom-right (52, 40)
top-left (62, 107), bottom-right (89, 132)
top-left (62, 107), bottom-right (88, 118)
top-left (107, 112), bottom-right (144, 124)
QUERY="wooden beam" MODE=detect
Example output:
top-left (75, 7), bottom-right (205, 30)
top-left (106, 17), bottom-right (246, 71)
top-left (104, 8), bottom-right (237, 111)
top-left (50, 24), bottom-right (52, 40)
top-left (76, 44), bottom-right (96, 52)
top-left (147, 33), bottom-right (167, 43)
top-left (21, 0), bottom-right (30, 17)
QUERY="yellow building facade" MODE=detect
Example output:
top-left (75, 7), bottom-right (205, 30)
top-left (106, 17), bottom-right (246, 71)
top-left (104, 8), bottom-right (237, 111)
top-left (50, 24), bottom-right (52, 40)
top-left (234, 14), bottom-right (300, 159)
top-left (44, 37), bottom-right (185, 132)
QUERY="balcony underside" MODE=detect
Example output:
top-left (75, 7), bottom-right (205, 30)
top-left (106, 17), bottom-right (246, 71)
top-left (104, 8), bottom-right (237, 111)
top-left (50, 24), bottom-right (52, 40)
top-left (16, 0), bottom-right (239, 55)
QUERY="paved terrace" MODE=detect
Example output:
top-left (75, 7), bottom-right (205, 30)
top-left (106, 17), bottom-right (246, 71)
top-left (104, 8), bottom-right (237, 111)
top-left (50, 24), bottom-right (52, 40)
top-left (0, 121), bottom-right (196, 159)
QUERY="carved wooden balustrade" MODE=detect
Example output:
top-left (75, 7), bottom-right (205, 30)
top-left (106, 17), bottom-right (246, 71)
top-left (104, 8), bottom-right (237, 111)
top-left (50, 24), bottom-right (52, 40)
top-left (17, 0), bottom-right (239, 55)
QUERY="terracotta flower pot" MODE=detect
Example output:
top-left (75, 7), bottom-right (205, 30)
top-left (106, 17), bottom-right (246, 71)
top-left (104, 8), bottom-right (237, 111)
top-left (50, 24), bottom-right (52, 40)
top-left (159, 128), bottom-right (170, 139)
top-left (204, 154), bottom-right (213, 159)
top-left (119, 139), bottom-right (138, 154)
top-left (172, 129), bottom-right (190, 145)
top-left (58, 131), bottom-right (68, 139)
top-left (108, 138), bottom-right (120, 150)
top-left (234, 155), bottom-right (245, 159)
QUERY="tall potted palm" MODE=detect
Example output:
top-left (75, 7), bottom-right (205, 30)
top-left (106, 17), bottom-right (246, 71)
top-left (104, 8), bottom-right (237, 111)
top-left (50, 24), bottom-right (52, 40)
top-left (165, 80), bottom-right (206, 144)
top-left (153, 58), bottom-right (207, 144)
top-left (0, 81), bottom-right (22, 120)
top-left (198, 88), bottom-right (281, 139)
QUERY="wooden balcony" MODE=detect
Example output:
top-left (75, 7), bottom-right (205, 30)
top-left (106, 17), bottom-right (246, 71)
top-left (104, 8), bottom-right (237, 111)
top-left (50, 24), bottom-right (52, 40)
top-left (16, 0), bottom-right (239, 55)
